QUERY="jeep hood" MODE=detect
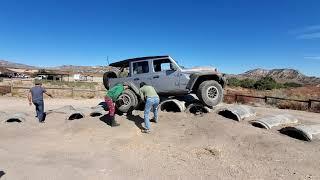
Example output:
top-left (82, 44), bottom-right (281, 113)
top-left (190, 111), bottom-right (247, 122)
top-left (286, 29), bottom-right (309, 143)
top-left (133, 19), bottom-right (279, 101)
top-left (181, 66), bottom-right (218, 74)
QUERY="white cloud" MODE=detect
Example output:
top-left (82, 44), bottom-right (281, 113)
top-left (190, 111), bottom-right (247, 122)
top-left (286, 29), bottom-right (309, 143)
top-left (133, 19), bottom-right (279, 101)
top-left (297, 32), bottom-right (320, 39)
top-left (291, 25), bottom-right (320, 39)
top-left (290, 25), bottom-right (320, 34)
top-left (304, 56), bottom-right (320, 60)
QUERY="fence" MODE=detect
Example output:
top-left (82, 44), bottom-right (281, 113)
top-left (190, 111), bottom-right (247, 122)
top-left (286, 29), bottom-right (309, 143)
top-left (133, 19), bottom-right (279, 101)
top-left (0, 85), bottom-right (105, 98)
top-left (1, 85), bottom-right (320, 112)
top-left (224, 94), bottom-right (320, 112)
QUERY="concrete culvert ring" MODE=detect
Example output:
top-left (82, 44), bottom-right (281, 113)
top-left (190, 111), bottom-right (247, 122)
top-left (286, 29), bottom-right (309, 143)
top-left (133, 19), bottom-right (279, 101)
top-left (159, 100), bottom-right (185, 112)
top-left (6, 118), bottom-right (22, 123)
top-left (68, 112), bottom-right (84, 120)
top-left (217, 105), bottom-right (255, 121)
top-left (90, 112), bottom-right (102, 117)
top-left (251, 122), bottom-right (268, 129)
top-left (250, 114), bottom-right (298, 130)
top-left (218, 110), bottom-right (240, 121)
top-left (186, 104), bottom-right (210, 115)
top-left (2, 113), bottom-right (27, 123)
top-left (279, 127), bottom-right (311, 141)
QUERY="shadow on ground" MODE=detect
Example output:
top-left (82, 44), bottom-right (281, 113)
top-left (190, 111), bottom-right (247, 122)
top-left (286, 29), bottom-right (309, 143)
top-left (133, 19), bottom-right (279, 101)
top-left (0, 171), bottom-right (5, 178)
top-left (127, 114), bottom-right (145, 130)
top-left (99, 114), bottom-right (112, 127)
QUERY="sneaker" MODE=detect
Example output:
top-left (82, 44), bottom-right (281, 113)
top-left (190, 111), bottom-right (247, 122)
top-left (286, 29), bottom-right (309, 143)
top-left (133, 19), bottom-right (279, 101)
top-left (141, 129), bottom-right (151, 134)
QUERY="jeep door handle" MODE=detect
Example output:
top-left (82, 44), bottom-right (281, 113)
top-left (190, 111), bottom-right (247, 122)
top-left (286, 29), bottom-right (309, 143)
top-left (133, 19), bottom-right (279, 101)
top-left (153, 75), bottom-right (159, 79)
top-left (134, 78), bottom-right (140, 81)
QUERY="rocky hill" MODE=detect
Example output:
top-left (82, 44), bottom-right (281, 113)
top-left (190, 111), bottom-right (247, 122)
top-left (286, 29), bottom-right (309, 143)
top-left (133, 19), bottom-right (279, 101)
top-left (0, 60), bottom-right (38, 69)
top-left (236, 68), bottom-right (320, 85)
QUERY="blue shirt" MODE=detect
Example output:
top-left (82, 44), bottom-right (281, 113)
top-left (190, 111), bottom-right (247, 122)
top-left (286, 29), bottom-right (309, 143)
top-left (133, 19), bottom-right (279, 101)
top-left (30, 86), bottom-right (46, 101)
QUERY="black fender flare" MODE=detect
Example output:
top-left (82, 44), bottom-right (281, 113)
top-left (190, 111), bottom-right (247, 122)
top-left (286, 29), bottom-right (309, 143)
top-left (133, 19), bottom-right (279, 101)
top-left (123, 81), bottom-right (141, 99)
top-left (186, 73), bottom-right (226, 91)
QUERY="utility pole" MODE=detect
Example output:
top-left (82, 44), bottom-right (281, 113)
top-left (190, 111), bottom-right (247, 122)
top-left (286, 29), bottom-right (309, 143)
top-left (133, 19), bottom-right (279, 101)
top-left (106, 56), bottom-right (110, 66)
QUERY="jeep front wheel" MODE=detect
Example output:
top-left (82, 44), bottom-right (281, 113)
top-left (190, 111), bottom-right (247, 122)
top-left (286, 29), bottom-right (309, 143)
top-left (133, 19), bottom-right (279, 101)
top-left (196, 80), bottom-right (223, 107)
top-left (117, 89), bottom-right (138, 113)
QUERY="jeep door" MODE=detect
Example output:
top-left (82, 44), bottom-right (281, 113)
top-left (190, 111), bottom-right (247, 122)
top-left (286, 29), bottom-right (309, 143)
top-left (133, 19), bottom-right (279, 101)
top-left (150, 58), bottom-right (184, 94)
top-left (130, 60), bottom-right (153, 88)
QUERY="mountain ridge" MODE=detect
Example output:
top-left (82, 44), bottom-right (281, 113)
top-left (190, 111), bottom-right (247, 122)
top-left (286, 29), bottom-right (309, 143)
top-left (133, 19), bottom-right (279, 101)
top-left (1, 59), bottom-right (319, 85)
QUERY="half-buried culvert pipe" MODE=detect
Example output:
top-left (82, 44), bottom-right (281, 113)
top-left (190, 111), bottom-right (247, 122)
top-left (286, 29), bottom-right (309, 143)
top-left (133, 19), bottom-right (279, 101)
top-left (217, 105), bottom-right (255, 121)
top-left (67, 111), bottom-right (85, 120)
top-left (159, 99), bottom-right (186, 112)
top-left (186, 103), bottom-right (211, 115)
top-left (279, 124), bottom-right (320, 142)
top-left (2, 113), bottom-right (27, 123)
top-left (250, 114), bottom-right (299, 129)
top-left (89, 105), bottom-right (105, 117)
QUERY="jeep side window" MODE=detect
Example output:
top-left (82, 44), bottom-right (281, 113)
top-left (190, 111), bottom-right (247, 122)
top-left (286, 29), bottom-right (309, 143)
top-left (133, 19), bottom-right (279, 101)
top-left (132, 61), bottom-right (149, 74)
top-left (153, 59), bottom-right (176, 72)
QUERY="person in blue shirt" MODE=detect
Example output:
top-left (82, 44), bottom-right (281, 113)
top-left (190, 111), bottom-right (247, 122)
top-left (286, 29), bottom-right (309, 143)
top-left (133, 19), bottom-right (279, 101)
top-left (28, 81), bottom-right (52, 123)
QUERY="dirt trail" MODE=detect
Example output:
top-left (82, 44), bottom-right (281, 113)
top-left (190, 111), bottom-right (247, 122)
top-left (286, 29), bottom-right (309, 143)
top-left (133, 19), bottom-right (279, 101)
top-left (0, 97), bottom-right (320, 180)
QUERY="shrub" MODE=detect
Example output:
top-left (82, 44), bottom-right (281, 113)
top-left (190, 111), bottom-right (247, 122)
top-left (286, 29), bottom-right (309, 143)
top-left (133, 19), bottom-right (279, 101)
top-left (240, 78), bottom-right (256, 89)
top-left (254, 77), bottom-right (279, 90)
top-left (227, 77), bottom-right (241, 87)
top-left (227, 77), bottom-right (304, 90)
top-left (227, 77), bottom-right (256, 88)
top-left (283, 82), bottom-right (302, 88)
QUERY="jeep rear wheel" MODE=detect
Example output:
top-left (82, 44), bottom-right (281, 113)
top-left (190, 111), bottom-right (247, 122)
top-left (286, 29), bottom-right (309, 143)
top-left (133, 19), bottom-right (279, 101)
top-left (117, 89), bottom-right (138, 113)
top-left (196, 80), bottom-right (223, 107)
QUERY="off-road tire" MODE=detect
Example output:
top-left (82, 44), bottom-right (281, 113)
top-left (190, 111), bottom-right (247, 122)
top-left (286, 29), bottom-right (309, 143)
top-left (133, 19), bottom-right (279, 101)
top-left (196, 80), bottom-right (223, 107)
top-left (117, 89), bottom-right (138, 113)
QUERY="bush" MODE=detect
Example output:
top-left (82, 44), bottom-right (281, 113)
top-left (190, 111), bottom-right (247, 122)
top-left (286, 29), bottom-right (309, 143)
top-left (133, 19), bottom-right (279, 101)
top-left (254, 77), bottom-right (280, 90)
top-left (283, 82), bottom-right (302, 88)
top-left (240, 78), bottom-right (256, 89)
top-left (227, 78), bottom-right (256, 88)
top-left (227, 77), bottom-right (241, 87)
top-left (227, 77), bottom-right (304, 90)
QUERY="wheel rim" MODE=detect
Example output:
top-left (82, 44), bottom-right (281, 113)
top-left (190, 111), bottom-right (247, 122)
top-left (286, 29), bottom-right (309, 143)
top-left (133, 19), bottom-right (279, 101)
top-left (120, 94), bottom-right (131, 106)
top-left (206, 86), bottom-right (219, 100)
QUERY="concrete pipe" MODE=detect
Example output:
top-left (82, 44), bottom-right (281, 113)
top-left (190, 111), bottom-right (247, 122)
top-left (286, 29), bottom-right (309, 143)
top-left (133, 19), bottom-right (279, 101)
top-left (280, 124), bottom-right (320, 142)
top-left (186, 103), bottom-right (211, 115)
top-left (159, 99), bottom-right (186, 112)
top-left (89, 105), bottom-right (106, 117)
top-left (251, 114), bottom-right (299, 129)
top-left (66, 111), bottom-right (85, 120)
top-left (47, 105), bottom-right (76, 114)
top-left (0, 111), bottom-right (6, 120)
top-left (2, 113), bottom-right (27, 123)
top-left (217, 105), bottom-right (255, 121)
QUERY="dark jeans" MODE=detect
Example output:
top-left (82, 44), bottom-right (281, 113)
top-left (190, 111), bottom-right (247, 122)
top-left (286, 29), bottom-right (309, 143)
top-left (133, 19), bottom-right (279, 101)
top-left (33, 100), bottom-right (44, 122)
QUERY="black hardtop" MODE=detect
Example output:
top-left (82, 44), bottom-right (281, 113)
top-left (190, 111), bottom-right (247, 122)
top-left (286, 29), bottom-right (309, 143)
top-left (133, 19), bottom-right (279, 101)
top-left (109, 55), bottom-right (169, 67)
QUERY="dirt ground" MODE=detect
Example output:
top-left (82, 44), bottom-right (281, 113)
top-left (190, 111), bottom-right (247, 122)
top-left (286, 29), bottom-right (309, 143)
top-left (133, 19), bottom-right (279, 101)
top-left (0, 97), bottom-right (320, 180)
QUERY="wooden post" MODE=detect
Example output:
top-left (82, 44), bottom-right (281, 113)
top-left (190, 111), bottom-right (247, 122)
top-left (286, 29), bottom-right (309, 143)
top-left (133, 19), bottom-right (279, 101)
top-left (10, 85), bottom-right (13, 96)
top-left (264, 96), bottom-right (268, 103)
top-left (235, 94), bottom-right (238, 103)
top-left (71, 88), bottom-right (74, 98)
top-left (308, 99), bottom-right (312, 110)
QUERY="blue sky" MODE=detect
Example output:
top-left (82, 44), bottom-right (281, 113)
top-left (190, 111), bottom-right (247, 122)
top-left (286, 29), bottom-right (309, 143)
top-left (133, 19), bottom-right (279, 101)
top-left (0, 0), bottom-right (319, 76)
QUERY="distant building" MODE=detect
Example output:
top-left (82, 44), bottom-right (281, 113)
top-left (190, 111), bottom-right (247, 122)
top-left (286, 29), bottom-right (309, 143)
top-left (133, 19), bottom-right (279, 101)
top-left (36, 70), bottom-right (70, 81)
top-left (73, 74), bottom-right (93, 81)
